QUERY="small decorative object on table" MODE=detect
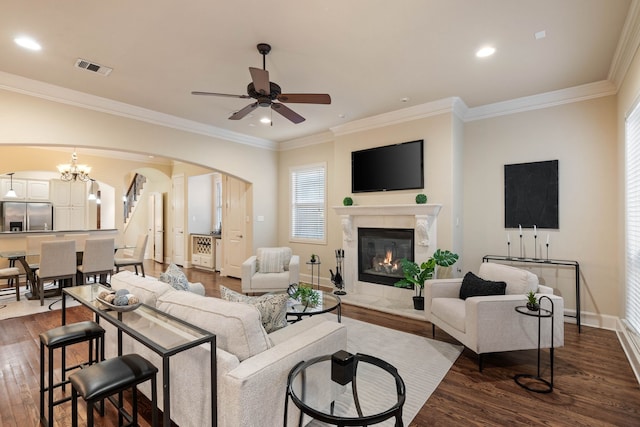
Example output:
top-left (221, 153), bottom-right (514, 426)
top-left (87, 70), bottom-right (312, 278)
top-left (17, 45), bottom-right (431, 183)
top-left (287, 284), bottom-right (319, 308)
top-left (415, 193), bottom-right (428, 204)
top-left (526, 290), bottom-right (539, 311)
top-left (310, 254), bottom-right (317, 263)
top-left (96, 289), bottom-right (141, 311)
top-left (342, 196), bottom-right (353, 206)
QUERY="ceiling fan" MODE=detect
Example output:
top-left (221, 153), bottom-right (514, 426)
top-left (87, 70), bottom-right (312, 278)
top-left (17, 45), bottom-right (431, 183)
top-left (191, 43), bottom-right (331, 124)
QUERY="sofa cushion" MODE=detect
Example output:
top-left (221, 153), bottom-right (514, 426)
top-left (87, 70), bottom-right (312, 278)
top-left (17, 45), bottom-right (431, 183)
top-left (219, 286), bottom-right (289, 333)
top-left (431, 298), bottom-right (466, 333)
top-left (459, 272), bottom-right (507, 300)
top-left (257, 247), bottom-right (292, 273)
top-left (156, 290), bottom-right (271, 361)
top-left (478, 262), bottom-right (538, 295)
top-left (159, 263), bottom-right (189, 291)
top-left (110, 270), bottom-right (174, 306)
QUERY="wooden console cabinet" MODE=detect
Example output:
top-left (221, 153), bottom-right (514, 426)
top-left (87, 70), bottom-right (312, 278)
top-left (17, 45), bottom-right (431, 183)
top-left (191, 234), bottom-right (215, 270)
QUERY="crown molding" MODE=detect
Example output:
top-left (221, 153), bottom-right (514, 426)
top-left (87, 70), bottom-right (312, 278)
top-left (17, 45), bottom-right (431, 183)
top-left (278, 131), bottom-right (334, 151)
top-left (330, 97), bottom-right (461, 137)
top-left (609, 0), bottom-right (640, 88)
top-left (0, 71), bottom-right (277, 151)
top-left (465, 80), bottom-right (617, 121)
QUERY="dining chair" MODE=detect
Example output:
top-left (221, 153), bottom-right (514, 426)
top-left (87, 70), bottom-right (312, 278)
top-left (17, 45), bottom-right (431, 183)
top-left (114, 234), bottom-right (148, 277)
top-left (77, 238), bottom-right (115, 285)
top-left (25, 234), bottom-right (56, 290)
top-left (36, 240), bottom-right (77, 306)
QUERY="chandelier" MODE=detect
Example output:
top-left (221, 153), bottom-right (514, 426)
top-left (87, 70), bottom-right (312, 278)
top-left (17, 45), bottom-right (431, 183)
top-left (57, 151), bottom-right (91, 182)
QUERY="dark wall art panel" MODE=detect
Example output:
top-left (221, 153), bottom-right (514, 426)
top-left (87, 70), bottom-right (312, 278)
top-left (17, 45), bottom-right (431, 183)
top-left (504, 160), bottom-right (559, 229)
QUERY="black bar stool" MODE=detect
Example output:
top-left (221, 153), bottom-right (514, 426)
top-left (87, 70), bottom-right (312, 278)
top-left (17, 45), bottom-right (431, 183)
top-left (70, 353), bottom-right (158, 427)
top-left (39, 321), bottom-right (105, 427)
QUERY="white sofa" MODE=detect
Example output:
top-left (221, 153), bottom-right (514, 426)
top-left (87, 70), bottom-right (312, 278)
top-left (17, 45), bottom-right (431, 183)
top-left (426, 262), bottom-right (564, 370)
top-left (103, 270), bottom-right (347, 427)
top-left (241, 247), bottom-right (300, 293)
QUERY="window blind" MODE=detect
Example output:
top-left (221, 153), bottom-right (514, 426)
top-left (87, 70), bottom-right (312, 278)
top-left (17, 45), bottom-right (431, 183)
top-left (626, 100), bottom-right (640, 334)
top-left (290, 164), bottom-right (326, 242)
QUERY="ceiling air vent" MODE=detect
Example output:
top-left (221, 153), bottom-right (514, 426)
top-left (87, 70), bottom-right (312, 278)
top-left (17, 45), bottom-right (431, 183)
top-left (74, 58), bottom-right (113, 76)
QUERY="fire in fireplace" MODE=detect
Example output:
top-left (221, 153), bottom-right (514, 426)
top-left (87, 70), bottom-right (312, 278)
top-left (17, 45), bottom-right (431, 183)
top-left (358, 228), bottom-right (414, 286)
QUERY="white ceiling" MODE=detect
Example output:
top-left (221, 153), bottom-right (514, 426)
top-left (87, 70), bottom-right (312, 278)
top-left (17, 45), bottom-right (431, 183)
top-left (0, 0), bottom-right (635, 144)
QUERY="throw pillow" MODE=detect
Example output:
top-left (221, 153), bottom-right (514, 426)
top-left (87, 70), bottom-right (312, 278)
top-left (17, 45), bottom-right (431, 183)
top-left (257, 249), bottom-right (285, 273)
top-left (459, 272), bottom-right (507, 300)
top-left (219, 286), bottom-right (289, 333)
top-left (159, 263), bottom-right (190, 291)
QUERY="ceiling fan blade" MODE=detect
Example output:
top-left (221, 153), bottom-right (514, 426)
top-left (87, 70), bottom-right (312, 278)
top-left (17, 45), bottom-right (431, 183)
top-left (277, 93), bottom-right (331, 104)
top-left (191, 91), bottom-right (251, 99)
top-left (271, 103), bottom-right (305, 124)
top-left (249, 67), bottom-right (270, 95)
top-left (229, 102), bottom-right (258, 120)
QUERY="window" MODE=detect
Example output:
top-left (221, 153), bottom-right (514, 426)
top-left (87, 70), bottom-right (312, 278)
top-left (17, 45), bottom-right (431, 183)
top-left (290, 163), bottom-right (326, 243)
top-left (625, 99), bottom-right (640, 335)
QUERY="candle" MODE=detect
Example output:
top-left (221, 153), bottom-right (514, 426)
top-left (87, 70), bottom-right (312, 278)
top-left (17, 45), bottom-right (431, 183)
top-left (534, 225), bottom-right (537, 237)
top-left (546, 234), bottom-right (550, 244)
top-left (519, 224), bottom-right (522, 236)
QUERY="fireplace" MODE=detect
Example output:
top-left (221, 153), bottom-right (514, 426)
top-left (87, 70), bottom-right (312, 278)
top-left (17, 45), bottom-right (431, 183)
top-left (358, 228), bottom-right (414, 286)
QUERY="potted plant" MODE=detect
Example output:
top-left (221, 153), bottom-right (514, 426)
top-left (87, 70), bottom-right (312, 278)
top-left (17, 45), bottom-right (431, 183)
top-left (394, 249), bottom-right (459, 310)
top-left (288, 283), bottom-right (320, 308)
top-left (310, 254), bottom-right (318, 263)
top-left (415, 193), bottom-right (428, 204)
top-left (526, 290), bottom-right (539, 311)
top-left (343, 197), bottom-right (353, 206)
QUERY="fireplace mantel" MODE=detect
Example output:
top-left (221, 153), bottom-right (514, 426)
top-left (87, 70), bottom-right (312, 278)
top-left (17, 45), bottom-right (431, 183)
top-left (333, 204), bottom-right (442, 217)
top-left (331, 203), bottom-right (442, 320)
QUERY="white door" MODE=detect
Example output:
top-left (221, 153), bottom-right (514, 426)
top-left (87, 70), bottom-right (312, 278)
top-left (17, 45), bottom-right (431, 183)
top-left (148, 192), bottom-right (164, 263)
top-left (172, 175), bottom-right (185, 266)
top-left (222, 175), bottom-right (249, 278)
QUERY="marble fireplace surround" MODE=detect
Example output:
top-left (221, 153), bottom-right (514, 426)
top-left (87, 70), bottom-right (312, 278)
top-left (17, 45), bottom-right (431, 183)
top-left (333, 204), bottom-right (442, 320)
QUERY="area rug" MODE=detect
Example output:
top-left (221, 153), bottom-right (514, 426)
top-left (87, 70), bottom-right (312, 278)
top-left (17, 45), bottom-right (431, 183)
top-left (0, 286), bottom-right (80, 320)
top-left (308, 315), bottom-right (462, 426)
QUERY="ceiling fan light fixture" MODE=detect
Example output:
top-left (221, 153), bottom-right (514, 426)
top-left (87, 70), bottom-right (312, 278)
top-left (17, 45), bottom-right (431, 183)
top-left (260, 117), bottom-right (271, 124)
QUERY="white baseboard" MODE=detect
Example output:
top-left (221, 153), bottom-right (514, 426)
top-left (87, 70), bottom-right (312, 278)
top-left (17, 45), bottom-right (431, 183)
top-left (563, 308), bottom-right (619, 331)
top-left (616, 319), bottom-right (640, 386)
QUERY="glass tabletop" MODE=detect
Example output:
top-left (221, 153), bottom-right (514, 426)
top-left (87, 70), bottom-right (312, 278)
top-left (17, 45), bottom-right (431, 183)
top-left (64, 285), bottom-right (214, 353)
top-left (281, 289), bottom-right (341, 315)
top-left (287, 352), bottom-right (405, 424)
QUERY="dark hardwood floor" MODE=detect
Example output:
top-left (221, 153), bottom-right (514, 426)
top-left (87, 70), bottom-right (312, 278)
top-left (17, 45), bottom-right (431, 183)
top-left (1, 260), bottom-right (640, 426)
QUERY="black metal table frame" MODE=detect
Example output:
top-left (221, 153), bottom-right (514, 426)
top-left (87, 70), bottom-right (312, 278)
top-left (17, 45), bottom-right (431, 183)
top-left (483, 254), bottom-right (581, 332)
top-left (286, 291), bottom-right (342, 324)
top-left (284, 352), bottom-right (406, 426)
top-left (514, 296), bottom-right (555, 393)
top-left (62, 285), bottom-right (218, 426)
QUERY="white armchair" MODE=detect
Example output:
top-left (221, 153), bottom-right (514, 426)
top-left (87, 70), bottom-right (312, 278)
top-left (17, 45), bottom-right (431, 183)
top-left (426, 262), bottom-right (564, 371)
top-left (241, 247), bottom-right (299, 293)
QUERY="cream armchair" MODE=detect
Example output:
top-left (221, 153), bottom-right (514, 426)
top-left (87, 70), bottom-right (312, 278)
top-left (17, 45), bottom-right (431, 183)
top-left (426, 262), bottom-right (564, 371)
top-left (241, 247), bottom-right (299, 293)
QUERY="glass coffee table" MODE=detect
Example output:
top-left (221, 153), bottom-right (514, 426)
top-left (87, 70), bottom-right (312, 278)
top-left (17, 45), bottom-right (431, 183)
top-left (284, 351), bottom-right (406, 426)
top-left (281, 289), bottom-right (342, 323)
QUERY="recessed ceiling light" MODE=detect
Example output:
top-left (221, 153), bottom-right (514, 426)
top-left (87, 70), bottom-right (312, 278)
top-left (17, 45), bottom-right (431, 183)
top-left (14, 36), bottom-right (41, 51)
top-left (476, 46), bottom-right (496, 58)
top-left (260, 117), bottom-right (271, 124)
top-left (534, 30), bottom-right (547, 40)
top-left (401, 97), bottom-right (410, 103)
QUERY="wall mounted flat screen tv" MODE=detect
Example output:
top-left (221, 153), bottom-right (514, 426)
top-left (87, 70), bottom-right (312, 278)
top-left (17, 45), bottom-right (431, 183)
top-left (352, 140), bottom-right (424, 193)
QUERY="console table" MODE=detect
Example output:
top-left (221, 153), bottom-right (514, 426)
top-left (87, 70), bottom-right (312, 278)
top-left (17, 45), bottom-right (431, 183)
top-left (483, 255), bottom-right (581, 333)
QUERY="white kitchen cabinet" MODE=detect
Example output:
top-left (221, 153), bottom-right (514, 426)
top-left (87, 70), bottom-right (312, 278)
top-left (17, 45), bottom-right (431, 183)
top-left (26, 180), bottom-right (50, 200)
top-left (54, 206), bottom-right (86, 230)
top-left (51, 180), bottom-right (87, 229)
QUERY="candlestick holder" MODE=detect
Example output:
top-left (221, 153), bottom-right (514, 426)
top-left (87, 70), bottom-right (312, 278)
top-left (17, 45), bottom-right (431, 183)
top-left (507, 241), bottom-right (511, 259)
top-left (534, 235), bottom-right (538, 259)
top-left (546, 243), bottom-right (549, 260)
top-left (519, 235), bottom-right (523, 258)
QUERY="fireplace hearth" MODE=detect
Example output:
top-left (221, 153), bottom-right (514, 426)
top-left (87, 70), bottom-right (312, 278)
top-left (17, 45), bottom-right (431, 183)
top-left (358, 228), bottom-right (414, 286)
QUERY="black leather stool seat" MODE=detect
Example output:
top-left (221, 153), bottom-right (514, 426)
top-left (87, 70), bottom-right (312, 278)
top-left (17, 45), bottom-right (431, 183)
top-left (40, 321), bottom-right (105, 348)
top-left (70, 354), bottom-right (158, 401)
top-left (40, 321), bottom-right (105, 427)
top-left (70, 354), bottom-right (158, 427)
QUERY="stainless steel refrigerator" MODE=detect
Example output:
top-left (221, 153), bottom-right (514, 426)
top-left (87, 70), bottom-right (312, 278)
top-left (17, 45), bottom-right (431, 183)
top-left (1, 202), bottom-right (53, 231)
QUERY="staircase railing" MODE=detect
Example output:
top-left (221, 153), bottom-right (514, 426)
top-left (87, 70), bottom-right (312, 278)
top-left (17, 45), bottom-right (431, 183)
top-left (123, 173), bottom-right (146, 224)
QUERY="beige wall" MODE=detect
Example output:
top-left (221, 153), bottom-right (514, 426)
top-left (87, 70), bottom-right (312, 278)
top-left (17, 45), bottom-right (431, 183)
top-left (0, 89), bottom-right (279, 250)
top-left (464, 96), bottom-right (618, 319)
